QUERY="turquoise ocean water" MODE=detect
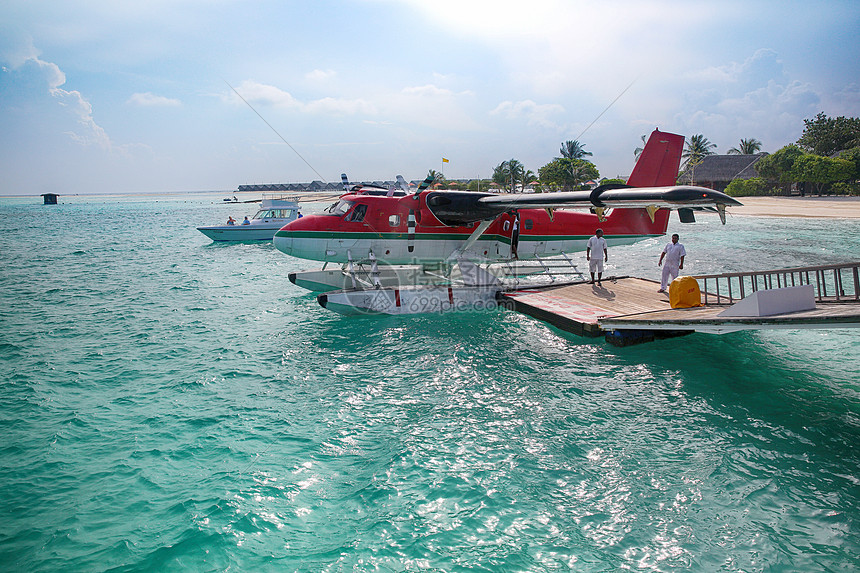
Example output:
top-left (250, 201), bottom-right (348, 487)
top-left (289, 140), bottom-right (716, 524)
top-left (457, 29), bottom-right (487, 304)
top-left (1, 193), bottom-right (859, 572)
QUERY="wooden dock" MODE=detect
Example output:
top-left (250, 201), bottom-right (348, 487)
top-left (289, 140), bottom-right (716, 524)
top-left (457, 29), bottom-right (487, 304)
top-left (502, 263), bottom-right (860, 345)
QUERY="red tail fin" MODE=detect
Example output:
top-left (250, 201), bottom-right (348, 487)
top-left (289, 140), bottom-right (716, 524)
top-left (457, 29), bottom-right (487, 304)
top-left (626, 129), bottom-right (684, 187)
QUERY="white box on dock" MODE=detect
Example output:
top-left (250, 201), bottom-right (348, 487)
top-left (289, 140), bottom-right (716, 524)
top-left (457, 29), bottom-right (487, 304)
top-left (717, 285), bottom-right (816, 317)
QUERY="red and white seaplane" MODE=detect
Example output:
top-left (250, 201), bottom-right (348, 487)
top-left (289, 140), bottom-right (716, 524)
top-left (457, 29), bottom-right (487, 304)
top-left (273, 130), bottom-right (742, 315)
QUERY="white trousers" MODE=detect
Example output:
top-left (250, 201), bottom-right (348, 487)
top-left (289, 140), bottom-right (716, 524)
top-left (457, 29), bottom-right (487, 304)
top-left (661, 263), bottom-right (680, 289)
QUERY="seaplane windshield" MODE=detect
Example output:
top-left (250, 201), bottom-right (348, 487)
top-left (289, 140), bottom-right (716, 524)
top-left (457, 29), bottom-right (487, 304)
top-left (326, 199), bottom-right (355, 216)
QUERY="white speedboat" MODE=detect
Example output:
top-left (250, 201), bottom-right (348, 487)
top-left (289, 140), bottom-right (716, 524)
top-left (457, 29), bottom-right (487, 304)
top-left (197, 195), bottom-right (301, 241)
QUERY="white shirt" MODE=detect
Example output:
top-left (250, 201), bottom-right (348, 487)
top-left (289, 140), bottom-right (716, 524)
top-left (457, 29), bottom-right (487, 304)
top-left (662, 242), bottom-right (686, 266)
top-left (587, 236), bottom-right (607, 258)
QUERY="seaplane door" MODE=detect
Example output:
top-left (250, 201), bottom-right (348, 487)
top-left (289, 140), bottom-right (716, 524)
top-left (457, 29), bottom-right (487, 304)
top-left (499, 218), bottom-right (510, 257)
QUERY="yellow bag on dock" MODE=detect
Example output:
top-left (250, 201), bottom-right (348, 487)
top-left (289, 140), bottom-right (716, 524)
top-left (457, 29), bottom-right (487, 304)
top-left (669, 276), bottom-right (703, 308)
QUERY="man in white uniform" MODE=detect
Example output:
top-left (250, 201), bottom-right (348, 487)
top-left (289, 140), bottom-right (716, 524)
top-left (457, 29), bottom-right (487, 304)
top-left (586, 228), bottom-right (608, 285)
top-left (658, 233), bottom-right (686, 293)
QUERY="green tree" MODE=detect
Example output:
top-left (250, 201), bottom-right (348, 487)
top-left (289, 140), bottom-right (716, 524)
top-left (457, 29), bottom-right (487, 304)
top-left (466, 179), bottom-right (492, 192)
top-left (682, 134), bottom-right (717, 170)
top-left (492, 159), bottom-right (532, 192)
top-left (754, 144), bottom-right (804, 195)
top-left (790, 154), bottom-right (854, 195)
top-left (724, 177), bottom-right (773, 197)
top-left (728, 138), bottom-right (763, 154)
top-left (832, 146), bottom-right (860, 194)
top-left (837, 147), bottom-right (860, 187)
top-left (559, 140), bottom-right (592, 159)
top-left (427, 169), bottom-right (444, 185)
top-left (797, 112), bottom-right (860, 156)
top-left (539, 158), bottom-right (599, 192)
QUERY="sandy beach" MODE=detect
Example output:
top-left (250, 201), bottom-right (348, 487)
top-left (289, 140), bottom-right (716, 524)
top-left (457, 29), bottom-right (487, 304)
top-left (729, 196), bottom-right (860, 219)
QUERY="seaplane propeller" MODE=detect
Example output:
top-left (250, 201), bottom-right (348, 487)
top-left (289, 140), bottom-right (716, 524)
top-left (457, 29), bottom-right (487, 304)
top-left (413, 173), bottom-right (435, 199)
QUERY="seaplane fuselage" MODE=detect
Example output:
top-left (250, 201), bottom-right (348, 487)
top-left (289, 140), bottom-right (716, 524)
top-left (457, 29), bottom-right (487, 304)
top-left (273, 191), bottom-right (672, 265)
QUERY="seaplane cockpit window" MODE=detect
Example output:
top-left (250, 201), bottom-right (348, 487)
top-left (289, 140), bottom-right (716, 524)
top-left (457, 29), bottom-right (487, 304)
top-left (389, 214), bottom-right (401, 227)
top-left (327, 199), bottom-right (354, 216)
top-left (345, 203), bottom-right (367, 222)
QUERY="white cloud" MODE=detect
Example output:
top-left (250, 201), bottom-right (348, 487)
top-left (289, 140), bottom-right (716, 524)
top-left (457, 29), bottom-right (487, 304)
top-left (402, 84), bottom-right (455, 97)
top-left (490, 100), bottom-right (565, 129)
top-left (688, 49), bottom-right (785, 92)
top-left (232, 80), bottom-right (375, 115)
top-left (53, 87), bottom-right (112, 149)
top-left (35, 58), bottom-right (66, 90)
top-left (672, 50), bottom-right (821, 151)
top-left (233, 80), bottom-right (301, 108)
top-left (10, 51), bottom-right (114, 151)
top-left (304, 96), bottom-right (376, 115)
top-left (305, 69), bottom-right (336, 81)
top-left (827, 83), bottom-right (860, 116)
top-left (127, 92), bottom-right (181, 107)
top-left (383, 84), bottom-right (483, 131)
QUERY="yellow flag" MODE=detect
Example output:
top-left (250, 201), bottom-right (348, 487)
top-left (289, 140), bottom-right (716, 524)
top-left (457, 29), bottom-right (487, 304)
top-left (442, 158), bottom-right (449, 163)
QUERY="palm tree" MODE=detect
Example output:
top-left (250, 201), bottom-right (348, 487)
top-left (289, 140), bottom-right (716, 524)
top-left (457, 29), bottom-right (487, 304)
top-left (682, 134), bottom-right (717, 170)
top-left (728, 138), bottom-right (763, 155)
top-left (507, 159), bottom-right (525, 192)
top-left (492, 159), bottom-right (533, 192)
top-left (559, 140), bottom-right (592, 159)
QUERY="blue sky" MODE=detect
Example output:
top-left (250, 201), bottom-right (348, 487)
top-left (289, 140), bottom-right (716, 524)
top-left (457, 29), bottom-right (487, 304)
top-left (2, 0), bottom-right (858, 195)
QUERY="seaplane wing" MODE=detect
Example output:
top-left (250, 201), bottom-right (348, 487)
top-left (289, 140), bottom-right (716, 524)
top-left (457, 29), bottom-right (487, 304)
top-left (424, 185), bottom-right (742, 226)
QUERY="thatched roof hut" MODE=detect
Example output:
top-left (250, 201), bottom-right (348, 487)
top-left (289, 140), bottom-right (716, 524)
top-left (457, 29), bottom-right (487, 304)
top-left (677, 153), bottom-right (767, 192)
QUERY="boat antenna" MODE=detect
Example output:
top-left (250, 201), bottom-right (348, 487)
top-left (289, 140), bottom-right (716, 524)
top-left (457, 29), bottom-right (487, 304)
top-left (223, 78), bottom-right (327, 182)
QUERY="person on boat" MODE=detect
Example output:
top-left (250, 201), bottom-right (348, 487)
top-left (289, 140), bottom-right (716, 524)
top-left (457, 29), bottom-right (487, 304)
top-left (510, 211), bottom-right (520, 259)
top-left (586, 228), bottom-right (608, 285)
top-left (658, 233), bottom-right (686, 293)
top-left (227, 216), bottom-right (236, 225)
top-left (242, 216), bottom-right (250, 225)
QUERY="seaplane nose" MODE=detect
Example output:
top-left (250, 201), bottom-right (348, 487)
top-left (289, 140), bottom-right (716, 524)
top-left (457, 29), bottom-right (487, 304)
top-left (273, 223), bottom-right (294, 255)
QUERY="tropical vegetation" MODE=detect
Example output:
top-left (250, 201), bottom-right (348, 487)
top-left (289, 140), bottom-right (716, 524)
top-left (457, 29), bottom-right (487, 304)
top-left (492, 159), bottom-right (535, 193)
top-left (728, 138), bottom-right (763, 155)
top-left (681, 134), bottom-right (717, 170)
top-left (538, 158), bottom-right (599, 192)
top-left (740, 114), bottom-right (860, 196)
top-left (559, 140), bottom-right (592, 159)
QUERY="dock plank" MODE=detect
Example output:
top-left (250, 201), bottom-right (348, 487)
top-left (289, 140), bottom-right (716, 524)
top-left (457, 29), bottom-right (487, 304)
top-left (504, 277), bottom-right (673, 337)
